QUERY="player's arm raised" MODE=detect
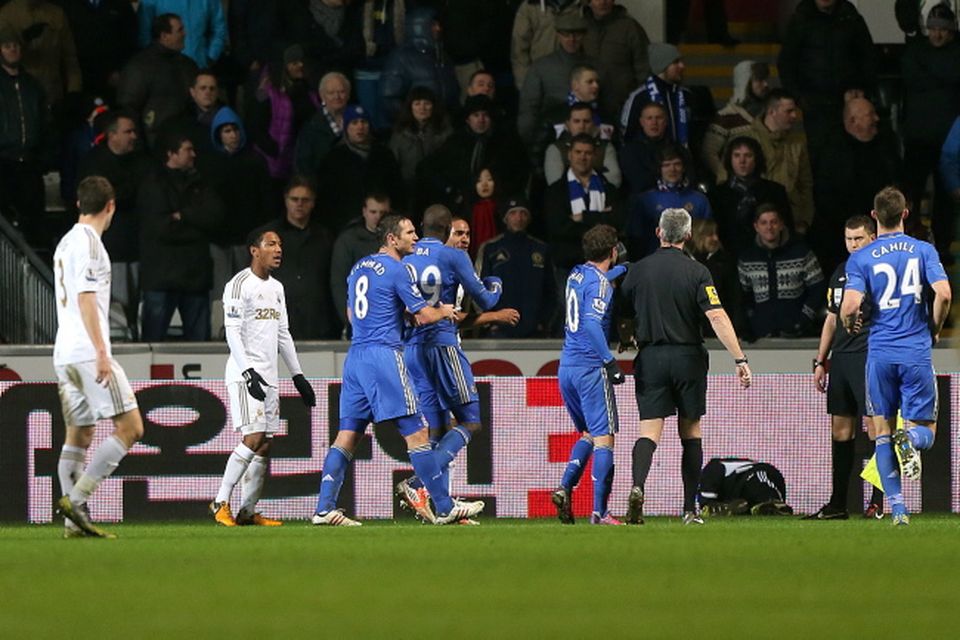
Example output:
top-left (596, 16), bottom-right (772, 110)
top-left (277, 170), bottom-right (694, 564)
top-left (77, 292), bottom-right (110, 385)
top-left (454, 250), bottom-right (502, 311)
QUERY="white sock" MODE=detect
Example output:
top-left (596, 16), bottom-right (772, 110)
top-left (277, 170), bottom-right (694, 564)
top-left (239, 455), bottom-right (268, 514)
top-left (69, 435), bottom-right (128, 505)
top-left (216, 444), bottom-right (256, 504)
top-left (58, 445), bottom-right (85, 528)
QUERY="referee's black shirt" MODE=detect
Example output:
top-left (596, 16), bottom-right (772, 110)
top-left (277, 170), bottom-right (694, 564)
top-left (621, 246), bottom-right (724, 346)
top-left (828, 260), bottom-right (870, 353)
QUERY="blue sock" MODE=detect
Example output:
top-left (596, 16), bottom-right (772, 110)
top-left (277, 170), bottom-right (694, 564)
top-left (875, 436), bottom-right (906, 514)
top-left (906, 426), bottom-right (935, 450)
top-left (561, 437), bottom-right (594, 491)
top-left (436, 426), bottom-right (471, 494)
top-left (592, 446), bottom-right (614, 516)
top-left (315, 445), bottom-right (351, 514)
top-left (406, 434), bottom-right (443, 492)
top-left (409, 445), bottom-right (453, 514)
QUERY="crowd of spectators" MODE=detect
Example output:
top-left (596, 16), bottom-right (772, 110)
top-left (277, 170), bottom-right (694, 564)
top-left (0, 0), bottom-right (956, 343)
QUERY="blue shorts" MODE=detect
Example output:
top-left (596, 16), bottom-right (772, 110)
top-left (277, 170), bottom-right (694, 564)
top-left (340, 346), bottom-right (420, 424)
top-left (558, 364), bottom-right (619, 437)
top-left (865, 358), bottom-right (938, 423)
top-left (404, 344), bottom-right (479, 419)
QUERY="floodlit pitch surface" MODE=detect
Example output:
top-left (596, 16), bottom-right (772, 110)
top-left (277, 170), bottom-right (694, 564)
top-left (2, 517), bottom-right (957, 638)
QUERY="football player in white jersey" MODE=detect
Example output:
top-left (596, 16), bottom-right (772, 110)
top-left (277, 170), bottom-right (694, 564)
top-left (210, 229), bottom-right (316, 526)
top-left (54, 176), bottom-right (145, 539)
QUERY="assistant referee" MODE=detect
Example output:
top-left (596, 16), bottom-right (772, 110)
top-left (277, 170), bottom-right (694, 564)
top-left (621, 208), bottom-right (751, 525)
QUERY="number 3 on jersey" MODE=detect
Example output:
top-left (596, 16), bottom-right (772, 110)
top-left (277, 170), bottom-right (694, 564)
top-left (565, 286), bottom-right (579, 332)
top-left (354, 275), bottom-right (369, 319)
top-left (873, 258), bottom-right (921, 310)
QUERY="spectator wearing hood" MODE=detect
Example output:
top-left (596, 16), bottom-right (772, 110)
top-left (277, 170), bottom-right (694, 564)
top-left (417, 94), bottom-right (529, 215)
top-left (628, 144), bottom-right (711, 259)
top-left (379, 7), bottom-right (459, 126)
top-left (582, 0), bottom-right (650, 122)
top-left (620, 42), bottom-right (689, 146)
top-left (701, 61), bottom-right (770, 182)
top-left (517, 12), bottom-right (592, 147)
top-left (511, 0), bottom-right (583, 90)
top-left (316, 104), bottom-right (404, 233)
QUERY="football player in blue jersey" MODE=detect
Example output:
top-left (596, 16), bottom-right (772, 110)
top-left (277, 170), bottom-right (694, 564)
top-left (312, 215), bottom-right (486, 526)
top-left (394, 205), bottom-right (504, 523)
top-left (552, 224), bottom-right (627, 525)
top-left (841, 187), bottom-right (952, 526)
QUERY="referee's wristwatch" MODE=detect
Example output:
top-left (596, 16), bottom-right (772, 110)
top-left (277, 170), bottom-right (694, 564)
top-left (812, 358), bottom-right (826, 372)
top-left (734, 356), bottom-right (748, 366)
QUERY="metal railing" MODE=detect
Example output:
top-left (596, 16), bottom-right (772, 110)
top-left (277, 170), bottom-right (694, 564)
top-left (0, 214), bottom-right (55, 344)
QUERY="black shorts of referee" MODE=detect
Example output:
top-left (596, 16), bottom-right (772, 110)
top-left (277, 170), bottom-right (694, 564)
top-left (827, 350), bottom-right (867, 417)
top-left (634, 344), bottom-right (709, 420)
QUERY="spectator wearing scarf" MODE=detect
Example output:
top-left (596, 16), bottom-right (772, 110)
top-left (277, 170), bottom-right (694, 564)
top-left (620, 42), bottom-right (689, 145)
top-left (544, 132), bottom-right (623, 272)
top-left (295, 71), bottom-right (352, 175)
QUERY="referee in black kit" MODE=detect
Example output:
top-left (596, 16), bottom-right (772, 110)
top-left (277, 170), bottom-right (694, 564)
top-left (621, 208), bottom-right (752, 525)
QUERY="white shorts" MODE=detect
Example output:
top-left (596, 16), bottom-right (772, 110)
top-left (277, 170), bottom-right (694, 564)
top-left (227, 381), bottom-right (280, 436)
top-left (56, 359), bottom-right (139, 427)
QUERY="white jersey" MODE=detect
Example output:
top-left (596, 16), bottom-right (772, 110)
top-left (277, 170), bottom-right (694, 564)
top-left (53, 223), bottom-right (111, 366)
top-left (223, 268), bottom-right (290, 386)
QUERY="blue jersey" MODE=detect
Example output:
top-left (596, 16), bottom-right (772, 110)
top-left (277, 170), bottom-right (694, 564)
top-left (402, 237), bottom-right (502, 346)
top-left (347, 252), bottom-right (427, 348)
top-left (845, 232), bottom-right (947, 363)
top-left (560, 264), bottom-right (615, 368)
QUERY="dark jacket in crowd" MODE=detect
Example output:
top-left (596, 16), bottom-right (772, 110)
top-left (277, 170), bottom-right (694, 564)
top-left (620, 74), bottom-right (689, 145)
top-left (418, 125), bottom-right (529, 214)
top-left (59, 0), bottom-right (138, 96)
top-left (694, 247), bottom-right (748, 338)
top-left (277, 0), bottom-right (364, 77)
top-left (317, 139), bottom-right (405, 234)
top-left (154, 101), bottom-right (224, 158)
top-left (260, 216), bottom-right (337, 340)
top-left (476, 229), bottom-right (556, 338)
top-left (619, 132), bottom-right (669, 198)
top-left (77, 143), bottom-right (152, 262)
top-left (900, 36), bottom-right (960, 147)
top-left (0, 65), bottom-right (47, 164)
top-left (777, 0), bottom-right (876, 112)
top-left (544, 174), bottom-right (623, 270)
top-left (629, 182), bottom-right (712, 259)
top-left (380, 8), bottom-right (459, 124)
top-left (710, 176), bottom-right (792, 257)
top-left (812, 130), bottom-right (901, 271)
top-left (294, 108), bottom-right (341, 176)
top-left (582, 2), bottom-right (650, 122)
top-left (199, 107), bottom-right (273, 247)
top-left (137, 165), bottom-right (225, 292)
top-left (329, 219), bottom-right (380, 326)
top-left (228, 0), bottom-right (278, 70)
top-left (117, 42), bottom-right (198, 146)
top-left (737, 230), bottom-right (825, 338)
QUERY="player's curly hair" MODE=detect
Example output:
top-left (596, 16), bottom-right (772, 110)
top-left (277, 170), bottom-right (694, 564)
top-left (582, 224), bottom-right (619, 262)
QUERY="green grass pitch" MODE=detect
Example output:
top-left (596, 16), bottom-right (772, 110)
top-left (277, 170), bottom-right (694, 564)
top-left (2, 516), bottom-right (958, 639)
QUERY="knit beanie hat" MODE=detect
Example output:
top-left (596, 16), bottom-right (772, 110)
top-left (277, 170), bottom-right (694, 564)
top-left (648, 43), bottom-right (681, 75)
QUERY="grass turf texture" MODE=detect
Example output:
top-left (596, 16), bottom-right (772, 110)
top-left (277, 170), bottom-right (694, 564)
top-left (2, 516), bottom-right (958, 639)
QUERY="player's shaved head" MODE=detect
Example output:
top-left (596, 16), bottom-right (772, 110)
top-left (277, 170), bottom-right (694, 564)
top-left (873, 186), bottom-right (907, 229)
top-left (422, 204), bottom-right (452, 240)
top-left (77, 176), bottom-right (115, 214)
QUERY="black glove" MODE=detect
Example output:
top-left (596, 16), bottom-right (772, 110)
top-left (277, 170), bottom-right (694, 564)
top-left (604, 359), bottom-right (625, 385)
top-left (293, 374), bottom-right (316, 407)
top-left (242, 368), bottom-right (267, 401)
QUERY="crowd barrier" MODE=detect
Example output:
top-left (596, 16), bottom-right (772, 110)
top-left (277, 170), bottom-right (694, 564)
top-left (1, 374), bottom-right (955, 523)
